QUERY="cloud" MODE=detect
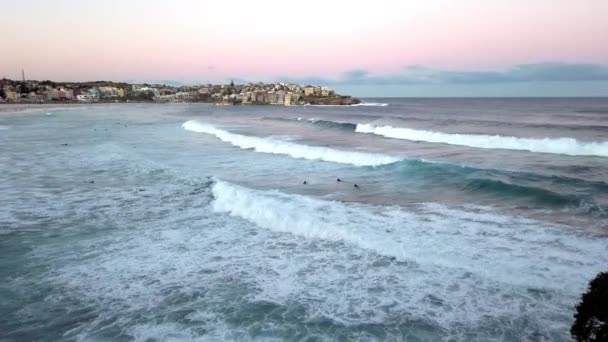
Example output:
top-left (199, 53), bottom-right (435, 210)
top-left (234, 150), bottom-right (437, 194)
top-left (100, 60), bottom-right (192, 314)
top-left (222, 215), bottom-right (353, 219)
top-left (437, 63), bottom-right (608, 83)
top-left (342, 69), bottom-right (370, 80)
top-left (283, 63), bottom-right (608, 86)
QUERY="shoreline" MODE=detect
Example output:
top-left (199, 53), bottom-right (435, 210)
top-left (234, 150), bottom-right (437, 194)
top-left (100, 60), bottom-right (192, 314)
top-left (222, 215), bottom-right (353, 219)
top-left (0, 103), bottom-right (112, 114)
top-left (0, 101), bottom-right (377, 114)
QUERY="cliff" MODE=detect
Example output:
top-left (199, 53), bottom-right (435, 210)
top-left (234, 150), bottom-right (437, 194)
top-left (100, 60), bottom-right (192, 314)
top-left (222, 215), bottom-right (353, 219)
top-left (302, 96), bottom-right (361, 106)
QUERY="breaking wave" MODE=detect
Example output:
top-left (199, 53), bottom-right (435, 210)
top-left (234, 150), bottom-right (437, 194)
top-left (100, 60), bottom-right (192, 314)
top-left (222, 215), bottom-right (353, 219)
top-left (352, 102), bottom-right (389, 107)
top-left (356, 124), bottom-right (608, 157)
top-left (302, 118), bottom-right (357, 131)
top-left (182, 120), bottom-right (400, 166)
top-left (300, 102), bottom-right (388, 107)
top-left (211, 179), bottom-right (608, 292)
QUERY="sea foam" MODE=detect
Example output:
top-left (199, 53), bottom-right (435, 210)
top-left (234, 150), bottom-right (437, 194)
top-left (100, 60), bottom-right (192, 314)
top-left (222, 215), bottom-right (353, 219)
top-left (182, 120), bottom-right (400, 166)
top-left (356, 124), bottom-right (608, 157)
top-left (212, 179), bottom-right (608, 292)
top-left (351, 102), bottom-right (389, 107)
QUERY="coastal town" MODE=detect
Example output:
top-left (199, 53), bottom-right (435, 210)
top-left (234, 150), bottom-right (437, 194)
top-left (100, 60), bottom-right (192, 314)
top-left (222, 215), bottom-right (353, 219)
top-left (0, 78), bottom-right (360, 106)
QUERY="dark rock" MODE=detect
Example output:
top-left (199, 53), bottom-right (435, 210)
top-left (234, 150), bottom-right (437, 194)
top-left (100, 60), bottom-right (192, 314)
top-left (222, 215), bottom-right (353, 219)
top-left (572, 271), bottom-right (608, 341)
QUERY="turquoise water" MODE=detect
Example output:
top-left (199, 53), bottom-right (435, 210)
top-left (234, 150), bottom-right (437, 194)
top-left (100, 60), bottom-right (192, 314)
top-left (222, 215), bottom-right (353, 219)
top-left (1, 99), bottom-right (607, 341)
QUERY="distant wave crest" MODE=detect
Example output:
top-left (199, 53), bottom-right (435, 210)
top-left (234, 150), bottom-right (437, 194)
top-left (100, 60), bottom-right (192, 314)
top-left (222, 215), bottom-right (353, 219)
top-left (182, 120), bottom-right (400, 166)
top-left (305, 118), bottom-right (357, 131)
top-left (352, 102), bottom-right (389, 107)
top-left (356, 124), bottom-right (608, 157)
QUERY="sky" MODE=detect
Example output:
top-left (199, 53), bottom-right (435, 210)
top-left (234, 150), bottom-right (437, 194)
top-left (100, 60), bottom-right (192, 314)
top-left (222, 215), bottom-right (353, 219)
top-left (1, 0), bottom-right (607, 96)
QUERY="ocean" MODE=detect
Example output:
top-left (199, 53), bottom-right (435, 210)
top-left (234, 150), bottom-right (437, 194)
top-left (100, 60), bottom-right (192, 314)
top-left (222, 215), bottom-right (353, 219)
top-left (1, 98), bottom-right (607, 341)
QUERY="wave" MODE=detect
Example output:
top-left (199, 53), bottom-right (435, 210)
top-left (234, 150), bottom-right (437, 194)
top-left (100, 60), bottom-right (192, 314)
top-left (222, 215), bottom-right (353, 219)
top-left (299, 102), bottom-right (388, 107)
top-left (285, 116), bottom-right (608, 135)
top-left (356, 124), bottom-right (608, 157)
top-left (352, 102), bottom-right (389, 107)
top-left (182, 120), bottom-right (606, 210)
top-left (182, 120), bottom-right (400, 166)
top-left (211, 179), bottom-right (608, 291)
top-left (301, 118), bottom-right (357, 131)
top-left (390, 159), bottom-right (608, 213)
top-left (464, 178), bottom-right (578, 206)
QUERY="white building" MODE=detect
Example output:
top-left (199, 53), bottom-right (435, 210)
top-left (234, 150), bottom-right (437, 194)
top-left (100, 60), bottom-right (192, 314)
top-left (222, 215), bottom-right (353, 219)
top-left (175, 91), bottom-right (198, 101)
top-left (3, 89), bottom-right (18, 101)
top-left (77, 94), bottom-right (98, 102)
top-left (98, 87), bottom-right (124, 98)
top-left (45, 87), bottom-right (74, 101)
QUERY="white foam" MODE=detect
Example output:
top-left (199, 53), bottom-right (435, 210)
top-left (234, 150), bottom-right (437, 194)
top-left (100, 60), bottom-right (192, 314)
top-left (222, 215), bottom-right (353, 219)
top-left (25, 173), bottom-right (603, 339)
top-left (351, 102), bottom-right (389, 107)
top-left (182, 120), bottom-right (400, 166)
top-left (356, 124), bottom-right (608, 157)
top-left (298, 102), bottom-right (388, 107)
top-left (212, 180), bottom-right (608, 292)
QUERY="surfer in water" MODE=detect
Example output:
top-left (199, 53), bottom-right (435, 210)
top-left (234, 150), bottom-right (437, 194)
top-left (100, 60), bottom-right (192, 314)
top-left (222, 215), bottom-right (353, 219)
top-left (337, 178), bottom-right (342, 182)
top-left (354, 184), bottom-right (359, 189)
top-left (303, 180), bottom-right (307, 185)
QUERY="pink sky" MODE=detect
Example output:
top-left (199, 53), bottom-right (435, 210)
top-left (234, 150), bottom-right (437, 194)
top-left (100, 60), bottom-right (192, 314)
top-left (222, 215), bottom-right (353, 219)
top-left (1, 0), bottom-right (607, 82)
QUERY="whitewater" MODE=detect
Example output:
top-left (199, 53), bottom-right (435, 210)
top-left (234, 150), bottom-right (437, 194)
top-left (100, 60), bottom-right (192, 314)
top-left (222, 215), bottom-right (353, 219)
top-left (2, 99), bottom-right (608, 342)
top-left (356, 123), bottom-right (608, 157)
top-left (183, 120), bottom-right (400, 166)
top-left (212, 179), bottom-right (608, 292)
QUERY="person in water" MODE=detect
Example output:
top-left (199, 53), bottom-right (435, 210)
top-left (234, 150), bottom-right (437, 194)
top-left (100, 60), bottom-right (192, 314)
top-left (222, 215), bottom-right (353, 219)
top-left (354, 184), bottom-right (359, 188)
top-left (337, 178), bottom-right (342, 182)
top-left (303, 180), bottom-right (307, 185)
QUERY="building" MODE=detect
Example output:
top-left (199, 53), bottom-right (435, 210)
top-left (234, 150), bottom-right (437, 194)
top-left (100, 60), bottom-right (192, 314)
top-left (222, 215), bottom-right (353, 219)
top-left (98, 87), bottom-right (125, 98)
top-left (3, 87), bottom-right (18, 101)
top-left (175, 91), bottom-right (198, 102)
top-left (27, 92), bottom-right (45, 102)
top-left (240, 92), bottom-right (251, 104)
top-left (284, 93), bottom-right (292, 106)
top-left (321, 87), bottom-right (330, 97)
top-left (88, 88), bottom-right (100, 99)
top-left (277, 92), bottom-right (285, 105)
top-left (45, 87), bottom-right (74, 101)
top-left (154, 94), bottom-right (177, 102)
top-left (303, 86), bottom-right (315, 96)
top-left (75, 88), bottom-right (100, 102)
top-left (255, 92), bottom-right (266, 103)
top-left (268, 93), bottom-right (279, 105)
top-left (159, 87), bottom-right (176, 95)
top-left (77, 94), bottom-right (98, 102)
